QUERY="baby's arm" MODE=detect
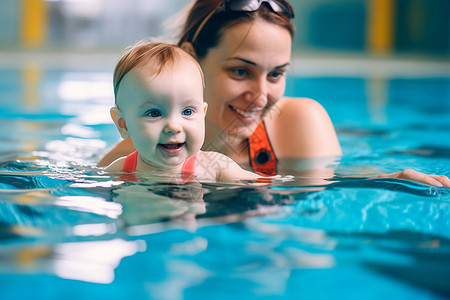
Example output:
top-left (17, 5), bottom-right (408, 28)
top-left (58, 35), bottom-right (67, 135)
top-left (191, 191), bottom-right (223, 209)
top-left (218, 158), bottom-right (261, 181)
top-left (215, 156), bottom-right (294, 183)
top-left (197, 151), bottom-right (259, 181)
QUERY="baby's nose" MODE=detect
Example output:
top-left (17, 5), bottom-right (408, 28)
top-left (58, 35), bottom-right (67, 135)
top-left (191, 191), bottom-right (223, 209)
top-left (163, 117), bottom-right (182, 133)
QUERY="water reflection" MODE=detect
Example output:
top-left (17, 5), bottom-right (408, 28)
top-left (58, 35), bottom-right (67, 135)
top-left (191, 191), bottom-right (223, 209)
top-left (0, 156), bottom-right (449, 297)
top-left (0, 236), bottom-right (145, 284)
top-left (53, 238), bottom-right (146, 283)
top-left (111, 182), bottom-right (206, 227)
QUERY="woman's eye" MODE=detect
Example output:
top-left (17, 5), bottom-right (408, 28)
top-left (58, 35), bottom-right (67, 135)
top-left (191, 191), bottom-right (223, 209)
top-left (268, 71), bottom-right (285, 82)
top-left (230, 68), bottom-right (248, 78)
top-left (145, 109), bottom-right (162, 118)
top-left (182, 108), bottom-right (194, 116)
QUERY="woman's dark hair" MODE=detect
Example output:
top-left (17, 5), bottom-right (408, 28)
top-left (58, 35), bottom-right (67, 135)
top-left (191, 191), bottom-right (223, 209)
top-left (178, 0), bottom-right (295, 59)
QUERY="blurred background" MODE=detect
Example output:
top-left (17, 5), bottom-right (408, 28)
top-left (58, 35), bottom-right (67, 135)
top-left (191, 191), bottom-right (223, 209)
top-left (0, 0), bottom-right (449, 157)
top-left (1, 0), bottom-right (449, 58)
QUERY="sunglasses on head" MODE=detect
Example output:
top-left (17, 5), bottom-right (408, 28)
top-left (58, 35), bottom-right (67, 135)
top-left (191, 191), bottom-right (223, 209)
top-left (191, 0), bottom-right (294, 44)
top-left (224, 0), bottom-right (294, 17)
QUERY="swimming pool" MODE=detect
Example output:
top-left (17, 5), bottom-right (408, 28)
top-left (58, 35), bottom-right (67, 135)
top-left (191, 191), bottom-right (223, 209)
top-left (0, 56), bottom-right (449, 299)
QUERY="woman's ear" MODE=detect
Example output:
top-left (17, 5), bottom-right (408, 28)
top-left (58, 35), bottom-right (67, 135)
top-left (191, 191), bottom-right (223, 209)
top-left (181, 42), bottom-right (197, 58)
top-left (203, 102), bottom-right (208, 116)
top-left (110, 107), bottom-right (130, 139)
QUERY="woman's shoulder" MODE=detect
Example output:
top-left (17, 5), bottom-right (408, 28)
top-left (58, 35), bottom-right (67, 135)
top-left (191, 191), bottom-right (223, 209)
top-left (264, 96), bottom-right (341, 157)
top-left (265, 96), bottom-right (331, 131)
top-left (277, 96), bottom-right (328, 117)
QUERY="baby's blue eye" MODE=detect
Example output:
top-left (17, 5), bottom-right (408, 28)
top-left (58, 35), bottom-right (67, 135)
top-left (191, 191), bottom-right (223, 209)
top-left (182, 108), bottom-right (194, 116)
top-left (145, 109), bottom-right (162, 118)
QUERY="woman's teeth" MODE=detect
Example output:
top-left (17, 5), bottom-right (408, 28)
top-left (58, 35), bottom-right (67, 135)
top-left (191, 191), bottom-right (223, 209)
top-left (231, 106), bottom-right (259, 118)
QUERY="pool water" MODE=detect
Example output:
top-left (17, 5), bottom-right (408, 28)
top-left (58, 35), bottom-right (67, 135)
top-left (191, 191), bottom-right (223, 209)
top-left (0, 63), bottom-right (450, 300)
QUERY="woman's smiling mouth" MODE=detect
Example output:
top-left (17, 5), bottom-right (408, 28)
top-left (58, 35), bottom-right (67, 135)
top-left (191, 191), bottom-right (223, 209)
top-left (229, 105), bottom-right (263, 121)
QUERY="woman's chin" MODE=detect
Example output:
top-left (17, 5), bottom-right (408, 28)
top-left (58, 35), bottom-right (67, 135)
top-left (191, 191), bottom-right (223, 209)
top-left (225, 122), bottom-right (258, 139)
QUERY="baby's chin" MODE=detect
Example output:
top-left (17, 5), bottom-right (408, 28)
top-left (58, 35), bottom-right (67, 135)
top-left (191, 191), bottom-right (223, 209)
top-left (139, 155), bottom-right (184, 171)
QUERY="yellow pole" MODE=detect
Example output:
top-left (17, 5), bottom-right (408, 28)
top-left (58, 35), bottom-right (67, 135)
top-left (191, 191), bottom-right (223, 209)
top-left (22, 63), bottom-right (40, 109)
top-left (367, 0), bottom-right (395, 54)
top-left (20, 0), bottom-right (48, 48)
top-left (21, 62), bottom-right (43, 152)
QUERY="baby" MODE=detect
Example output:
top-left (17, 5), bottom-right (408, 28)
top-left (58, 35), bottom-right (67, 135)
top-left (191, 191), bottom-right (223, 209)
top-left (106, 41), bottom-right (261, 182)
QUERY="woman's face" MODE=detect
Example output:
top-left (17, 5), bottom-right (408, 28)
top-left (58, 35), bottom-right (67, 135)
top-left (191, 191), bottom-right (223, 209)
top-left (199, 19), bottom-right (292, 140)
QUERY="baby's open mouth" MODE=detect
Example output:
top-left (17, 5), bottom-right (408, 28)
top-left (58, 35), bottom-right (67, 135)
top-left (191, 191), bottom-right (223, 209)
top-left (159, 143), bottom-right (184, 149)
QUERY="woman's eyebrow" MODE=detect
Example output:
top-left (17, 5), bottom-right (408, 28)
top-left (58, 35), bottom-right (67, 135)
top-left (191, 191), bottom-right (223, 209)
top-left (227, 57), bottom-right (257, 66)
top-left (274, 63), bottom-right (290, 69)
top-left (226, 57), bottom-right (290, 69)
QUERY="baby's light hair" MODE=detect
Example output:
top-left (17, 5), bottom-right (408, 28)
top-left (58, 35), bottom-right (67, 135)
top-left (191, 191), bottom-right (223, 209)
top-left (113, 41), bottom-right (204, 104)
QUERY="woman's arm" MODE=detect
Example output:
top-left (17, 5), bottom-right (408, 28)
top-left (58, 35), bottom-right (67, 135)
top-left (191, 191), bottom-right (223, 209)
top-left (267, 97), bottom-right (450, 187)
top-left (97, 138), bottom-right (135, 167)
top-left (264, 97), bottom-right (341, 182)
top-left (104, 157), bottom-right (126, 172)
top-left (373, 169), bottom-right (450, 187)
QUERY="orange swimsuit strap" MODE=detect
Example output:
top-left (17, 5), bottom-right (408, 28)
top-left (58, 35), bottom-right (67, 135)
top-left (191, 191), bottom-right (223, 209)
top-left (248, 121), bottom-right (277, 176)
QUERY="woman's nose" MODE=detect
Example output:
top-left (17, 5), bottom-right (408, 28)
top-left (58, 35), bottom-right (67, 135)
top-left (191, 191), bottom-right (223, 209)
top-left (244, 77), bottom-right (269, 107)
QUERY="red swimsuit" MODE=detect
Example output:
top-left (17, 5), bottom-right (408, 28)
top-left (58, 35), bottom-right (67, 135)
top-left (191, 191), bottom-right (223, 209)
top-left (120, 151), bottom-right (197, 182)
top-left (120, 120), bottom-right (277, 180)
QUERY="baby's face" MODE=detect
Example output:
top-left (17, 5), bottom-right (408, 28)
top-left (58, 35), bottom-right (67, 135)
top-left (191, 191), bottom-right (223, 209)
top-left (116, 58), bottom-right (206, 170)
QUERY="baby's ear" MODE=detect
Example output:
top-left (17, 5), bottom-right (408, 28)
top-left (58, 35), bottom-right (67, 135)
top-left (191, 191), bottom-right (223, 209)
top-left (203, 102), bottom-right (208, 116)
top-left (110, 107), bottom-right (130, 139)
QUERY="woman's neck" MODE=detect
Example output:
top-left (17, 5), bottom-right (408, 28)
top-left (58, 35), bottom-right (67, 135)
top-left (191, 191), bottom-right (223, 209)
top-left (203, 124), bottom-right (249, 164)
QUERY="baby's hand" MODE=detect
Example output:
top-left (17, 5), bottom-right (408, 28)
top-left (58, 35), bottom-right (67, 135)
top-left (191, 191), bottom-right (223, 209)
top-left (273, 174), bottom-right (294, 182)
top-left (256, 174), bottom-right (294, 184)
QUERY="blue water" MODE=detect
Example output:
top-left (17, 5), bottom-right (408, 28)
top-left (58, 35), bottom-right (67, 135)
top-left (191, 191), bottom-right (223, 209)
top-left (1, 65), bottom-right (450, 299)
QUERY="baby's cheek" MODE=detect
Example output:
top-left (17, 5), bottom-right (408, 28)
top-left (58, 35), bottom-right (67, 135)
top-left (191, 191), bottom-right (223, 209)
top-left (189, 127), bottom-right (204, 152)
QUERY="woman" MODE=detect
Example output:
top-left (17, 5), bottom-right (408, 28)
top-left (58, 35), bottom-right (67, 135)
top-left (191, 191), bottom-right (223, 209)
top-left (99, 0), bottom-right (449, 187)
